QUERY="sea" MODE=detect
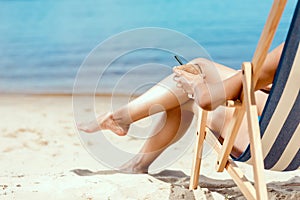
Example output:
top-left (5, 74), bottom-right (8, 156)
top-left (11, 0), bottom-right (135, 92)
top-left (0, 0), bottom-right (296, 95)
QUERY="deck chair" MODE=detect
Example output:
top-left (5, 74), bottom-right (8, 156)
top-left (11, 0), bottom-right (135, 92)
top-left (189, 0), bottom-right (299, 199)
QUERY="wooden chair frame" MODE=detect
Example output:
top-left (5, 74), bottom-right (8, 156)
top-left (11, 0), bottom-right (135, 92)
top-left (189, 0), bottom-right (287, 199)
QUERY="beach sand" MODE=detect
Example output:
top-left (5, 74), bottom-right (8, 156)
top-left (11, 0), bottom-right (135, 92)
top-left (0, 94), bottom-right (299, 200)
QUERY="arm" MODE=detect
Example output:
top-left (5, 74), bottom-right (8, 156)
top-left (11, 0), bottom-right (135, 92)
top-left (173, 43), bottom-right (284, 110)
top-left (255, 43), bottom-right (284, 90)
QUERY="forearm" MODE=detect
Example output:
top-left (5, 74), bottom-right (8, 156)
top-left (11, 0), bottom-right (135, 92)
top-left (222, 43), bottom-right (283, 104)
top-left (177, 43), bottom-right (283, 111)
top-left (195, 43), bottom-right (284, 110)
top-left (255, 43), bottom-right (284, 90)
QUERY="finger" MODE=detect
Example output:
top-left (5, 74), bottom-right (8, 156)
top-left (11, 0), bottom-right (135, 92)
top-left (176, 64), bottom-right (199, 74)
top-left (173, 64), bottom-right (185, 70)
top-left (176, 82), bottom-right (182, 88)
top-left (199, 73), bottom-right (206, 79)
top-left (175, 70), bottom-right (194, 82)
top-left (173, 75), bottom-right (180, 82)
top-left (183, 64), bottom-right (199, 75)
top-left (173, 65), bottom-right (180, 70)
top-left (180, 81), bottom-right (192, 90)
top-left (179, 70), bottom-right (195, 80)
top-left (176, 76), bottom-right (189, 85)
top-left (173, 64), bottom-right (188, 70)
top-left (173, 68), bottom-right (183, 75)
top-left (188, 93), bottom-right (195, 99)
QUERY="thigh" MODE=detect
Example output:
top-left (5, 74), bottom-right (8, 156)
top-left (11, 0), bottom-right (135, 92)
top-left (206, 90), bottom-right (269, 157)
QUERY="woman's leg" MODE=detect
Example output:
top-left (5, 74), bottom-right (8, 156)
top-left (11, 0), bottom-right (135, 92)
top-left (78, 43), bottom-right (282, 135)
top-left (207, 90), bottom-right (269, 158)
top-left (120, 59), bottom-right (270, 172)
top-left (76, 58), bottom-right (239, 173)
top-left (78, 58), bottom-right (236, 135)
top-left (119, 61), bottom-right (240, 173)
top-left (77, 74), bottom-right (190, 135)
top-left (119, 89), bottom-right (269, 174)
top-left (120, 105), bottom-right (194, 173)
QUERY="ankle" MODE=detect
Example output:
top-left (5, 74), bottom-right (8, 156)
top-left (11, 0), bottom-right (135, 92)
top-left (119, 155), bottom-right (149, 174)
top-left (132, 164), bottom-right (149, 174)
top-left (112, 107), bottom-right (133, 125)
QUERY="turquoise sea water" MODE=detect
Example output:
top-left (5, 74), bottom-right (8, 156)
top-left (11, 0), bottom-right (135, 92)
top-left (0, 0), bottom-right (296, 94)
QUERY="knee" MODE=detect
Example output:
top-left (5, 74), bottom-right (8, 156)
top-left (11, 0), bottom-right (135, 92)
top-left (188, 58), bottom-right (212, 66)
top-left (197, 90), bottom-right (214, 111)
top-left (187, 58), bottom-right (218, 77)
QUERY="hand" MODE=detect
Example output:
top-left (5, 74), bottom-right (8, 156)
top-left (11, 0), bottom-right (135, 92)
top-left (174, 64), bottom-right (201, 75)
top-left (173, 64), bottom-right (206, 99)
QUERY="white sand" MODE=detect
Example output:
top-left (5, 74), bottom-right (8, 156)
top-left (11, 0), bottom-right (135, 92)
top-left (0, 94), bottom-right (299, 200)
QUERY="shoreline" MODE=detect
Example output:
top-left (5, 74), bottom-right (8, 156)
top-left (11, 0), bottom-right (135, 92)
top-left (0, 92), bottom-right (140, 98)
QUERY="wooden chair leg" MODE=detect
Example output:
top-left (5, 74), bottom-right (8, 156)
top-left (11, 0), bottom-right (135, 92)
top-left (189, 109), bottom-right (208, 190)
top-left (206, 129), bottom-right (257, 200)
top-left (242, 62), bottom-right (268, 200)
top-left (216, 106), bottom-right (245, 172)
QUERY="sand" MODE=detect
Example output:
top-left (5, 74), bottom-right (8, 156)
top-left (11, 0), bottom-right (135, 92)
top-left (0, 94), bottom-right (299, 200)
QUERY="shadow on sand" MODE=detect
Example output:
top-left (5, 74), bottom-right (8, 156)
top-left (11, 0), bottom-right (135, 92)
top-left (71, 168), bottom-right (300, 200)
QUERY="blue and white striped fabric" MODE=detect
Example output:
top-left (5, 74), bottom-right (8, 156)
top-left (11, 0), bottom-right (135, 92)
top-left (236, 0), bottom-right (300, 171)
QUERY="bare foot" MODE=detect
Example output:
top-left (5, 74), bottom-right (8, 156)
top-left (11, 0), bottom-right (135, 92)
top-left (77, 112), bottom-right (129, 136)
top-left (119, 154), bottom-right (149, 174)
top-left (118, 156), bottom-right (149, 174)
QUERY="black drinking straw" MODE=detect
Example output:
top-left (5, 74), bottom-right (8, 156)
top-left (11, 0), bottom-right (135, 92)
top-left (174, 55), bottom-right (204, 74)
top-left (174, 55), bottom-right (184, 65)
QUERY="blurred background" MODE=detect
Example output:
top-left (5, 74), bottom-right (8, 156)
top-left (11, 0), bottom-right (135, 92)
top-left (0, 0), bottom-right (296, 94)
